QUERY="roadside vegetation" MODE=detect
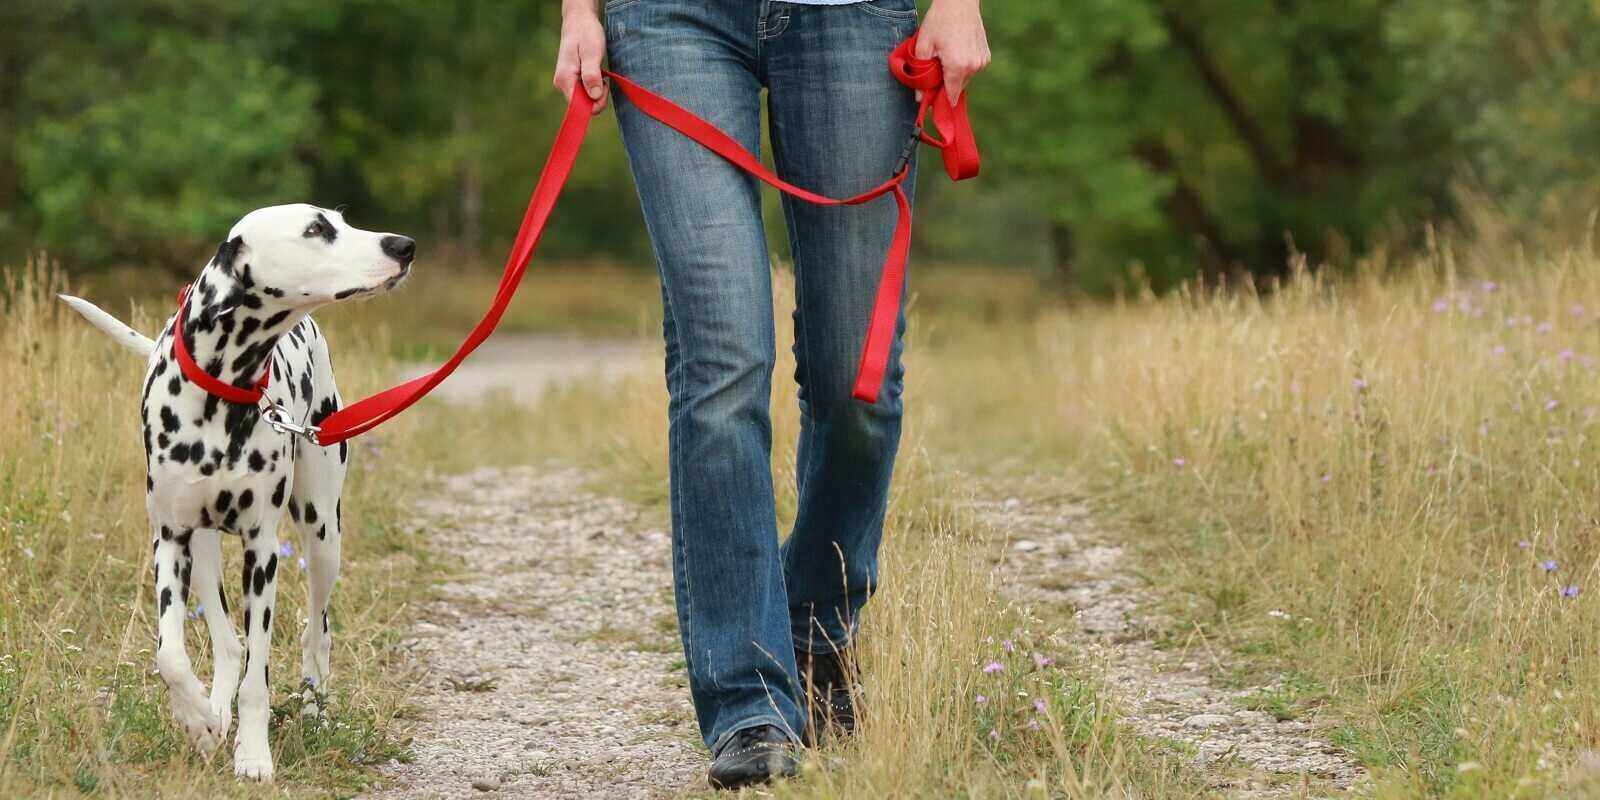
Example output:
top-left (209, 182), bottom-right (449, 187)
top-left (8, 232), bottom-right (1600, 797)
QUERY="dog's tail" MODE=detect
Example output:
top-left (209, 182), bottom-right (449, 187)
top-left (57, 295), bottom-right (157, 358)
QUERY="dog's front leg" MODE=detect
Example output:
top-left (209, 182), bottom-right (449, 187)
top-left (151, 522), bottom-right (226, 754)
top-left (190, 529), bottom-right (242, 738)
top-left (234, 522), bottom-right (282, 781)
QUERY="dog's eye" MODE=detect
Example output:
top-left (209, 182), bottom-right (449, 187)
top-left (303, 221), bottom-right (325, 239)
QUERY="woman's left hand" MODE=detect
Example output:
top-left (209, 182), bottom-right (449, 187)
top-left (914, 0), bottom-right (990, 105)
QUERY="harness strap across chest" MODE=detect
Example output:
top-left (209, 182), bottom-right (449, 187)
top-left (171, 32), bottom-right (979, 446)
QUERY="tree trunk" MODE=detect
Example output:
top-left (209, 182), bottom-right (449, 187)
top-left (454, 102), bottom-right (482, 251)
top-left (1050, 222), bottom-right (1075, 287)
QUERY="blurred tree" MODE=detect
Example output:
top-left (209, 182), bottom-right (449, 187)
top-left (7, 0), bottom-right (319, 267)
top-left (977, 0), bottom-right (1468, 291)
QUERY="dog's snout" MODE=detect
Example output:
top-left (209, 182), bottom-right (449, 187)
top-left (381, 235), bottom-right (416, 265)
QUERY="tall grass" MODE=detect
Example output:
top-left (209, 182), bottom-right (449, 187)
top-left (33, 236), bottom-right (1600, 797)
top-left (927, 245), bottom-right (1600, 797)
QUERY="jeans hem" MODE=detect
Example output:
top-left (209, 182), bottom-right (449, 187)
top-left (711, 714), bottom-right (801, 755)
top-left (791, 628), bottom-right (856, 657)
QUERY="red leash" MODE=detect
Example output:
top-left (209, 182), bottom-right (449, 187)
top-left (170, 34), bottom-right (978, 446)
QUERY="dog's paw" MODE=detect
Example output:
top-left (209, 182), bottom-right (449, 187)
top-left (233, 748), bottom-right (275, 782)
top-left (171, 692), bottom-right (227, 755)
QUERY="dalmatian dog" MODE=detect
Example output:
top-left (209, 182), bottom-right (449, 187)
top-left (60, 204), bottom-right (414, 780)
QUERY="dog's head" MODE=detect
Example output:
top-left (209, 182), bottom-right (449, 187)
top-left (212, 204), bottom-right (414, 305)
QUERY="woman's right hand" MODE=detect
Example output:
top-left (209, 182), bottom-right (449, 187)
top-left (553, 0), bottom-right (609, 114)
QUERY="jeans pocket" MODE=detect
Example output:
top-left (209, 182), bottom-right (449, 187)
top-left (856, 0), bottom-right (918, 22)
top-left (604, 0), bottom-right (638, 10)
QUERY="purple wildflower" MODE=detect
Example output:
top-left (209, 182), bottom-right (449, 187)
top-left (1481, 280), bottom-right (1499, 292)
top-left (1546, 399), bottom-right (1560, 412)
top-left (1432, 299), bottom-right (1449, 313)
top-left (1563, 585), bottom-right (1581, 598)
top-left (1538, 322), bottom-right (1554, 334)
top-left (1541, 560), bottom-right (1559, 572)
top-left (1002, 639), bottom-right (1014, 653)
top-left (1560, 348), bottom-right (1576, 363)
top-left (1173, 457), bottom-right (1187, 469)
top-left (1516, 540), bottom-right (1532, 550)
top-left (1352, 377), bottom-right (1368, 391)
top-left (1573, 305), bottom-right (1587, 318)
top-left (1034, 699), bottom-right (1048, 714)
top-left (297, 557), bottom-right (307, 570)
top-left (975, 695), bottom-right (988, 705)
top-left (1032, 652), bottom-right (1053, 668)
top-left (278, 541), bottom-right (294, 558)
top-left (983, 661), bottom-right (1005, 674)
top-left (989, 729), bottom-right (1000, 740)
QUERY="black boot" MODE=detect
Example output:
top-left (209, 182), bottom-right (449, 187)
top-left (707, 724), bottom-right (798, 790)
top-left (797, 647), bottom-right (856, 745)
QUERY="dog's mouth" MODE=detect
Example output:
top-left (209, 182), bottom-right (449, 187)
top-left (335, 265), bottom-right (411, 301)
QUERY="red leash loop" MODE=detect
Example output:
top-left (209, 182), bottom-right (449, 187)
top-left (890, 34), bottom-right (981, 182)
top-left (177, 32), bottom-right (979, 446)
top-left (171, 284), bottom-right (271, 405)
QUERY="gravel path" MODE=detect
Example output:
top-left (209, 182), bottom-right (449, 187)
top-left (367, 466), bottom-right (702, 799)
top-left (369, 336), bottom-right (702, 798)
top-left (372, 334), bottom-right (1365, 798)
top-left (973, 478), bottom-right (1367, 798)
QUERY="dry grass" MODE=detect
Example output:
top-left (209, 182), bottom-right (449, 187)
top-left (19, 235), bottom-right (1600, 798)
top-left (925, 243), bottom-right (1600, 797)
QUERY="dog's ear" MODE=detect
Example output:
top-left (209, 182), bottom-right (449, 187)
top-left (213, 235), bottom-right (244, 276)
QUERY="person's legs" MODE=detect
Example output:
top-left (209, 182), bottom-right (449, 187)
top-left (763, 0), bottom-right (921, 657)
top-left (606, 0), bottom-right (805, 753)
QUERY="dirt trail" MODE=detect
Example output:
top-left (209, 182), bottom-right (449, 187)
top-left (368, 467), bottom-right (701, 799)
top-left (372, 333), bottom-right (1364, 798)
top-left (368, 336), bottom-right (703, 799)
top-left (972, 477), bottom-right (1366, 798)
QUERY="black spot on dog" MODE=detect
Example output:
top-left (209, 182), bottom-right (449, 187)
top-left (244, 608), bottom-right (252, 635)
top-left (216, 491), bottom-right (233, 512)
top-left (304, 502), bottom-right (318, 525)
top-left (157, 433), bottom-right (170, 450)
top-left (160, 406), bottom-right (180, 433)
top-left (249, 451), bottom-right (266, 471)
top-left (271, 477), bottom-right (286, 507)
top-left (261, 606), bottom-right (271, 633)
top-left (169, 443), bottom-right (190, 464)
top-left (262, 309), bottom-right (292, 330)
top-left (213, 236), bottom-right (244, 275)
top-left (239, 489), bottom-right (254, 509)
top-left (334, 288), bottom-right (362, 300)
top-left (218, 582), bottom-right (230, 614)
top-left (159, 587), bottom-right (172, 616)
top-left (316, 524), bottom-right (327, 541)
top-left (265, 553), bottom-right (278, 583)
top-left (160, 525), bottom-right (173, 541)
top-left (288, 499), bottom-right (301, 524)
top-left (168, 375), bottom-right (182, 396)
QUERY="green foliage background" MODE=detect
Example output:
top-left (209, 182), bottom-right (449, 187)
top-left (1, 0), bottom-right (1597, 291)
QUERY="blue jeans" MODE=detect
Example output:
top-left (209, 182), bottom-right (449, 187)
top-left (605, 0), bottom-right (919, 753)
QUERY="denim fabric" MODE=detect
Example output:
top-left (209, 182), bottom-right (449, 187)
top-left (604, 0), bottom-right (919, 753)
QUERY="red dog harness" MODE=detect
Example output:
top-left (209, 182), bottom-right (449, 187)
top-left (171, 33), bottom-right (979, 446)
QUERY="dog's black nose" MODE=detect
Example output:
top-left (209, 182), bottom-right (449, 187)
top-left (381, 235), bottom-right (416, 264)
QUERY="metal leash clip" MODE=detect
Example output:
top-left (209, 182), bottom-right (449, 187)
top-left (895, 125), bottom-right (922, 174)
top-left (261, 401), bottom-right (321, 445)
